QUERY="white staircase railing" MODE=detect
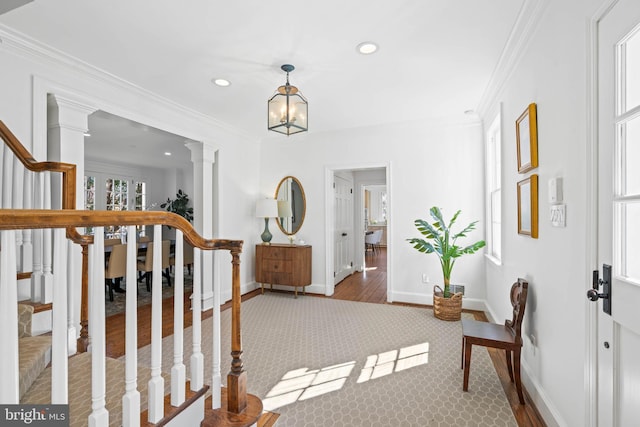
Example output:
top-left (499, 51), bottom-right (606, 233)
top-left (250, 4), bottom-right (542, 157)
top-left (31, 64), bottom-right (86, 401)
top-left (0, 209), bottom-right (248, 426)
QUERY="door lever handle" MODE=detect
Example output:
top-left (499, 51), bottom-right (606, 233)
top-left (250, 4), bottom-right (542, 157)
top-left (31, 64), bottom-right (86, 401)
top-left (586, 288), bottom-right (608, 301)
top-left (341, 232), bottom-right (347, 236)
top-left (589, 265), bottom-right (612, 315)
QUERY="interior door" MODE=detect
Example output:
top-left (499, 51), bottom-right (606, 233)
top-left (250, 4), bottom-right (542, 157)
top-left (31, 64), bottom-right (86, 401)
top-left (596, 2), bottom-right (640, 424)
top-left (334, 174), bottom-right (353, 284)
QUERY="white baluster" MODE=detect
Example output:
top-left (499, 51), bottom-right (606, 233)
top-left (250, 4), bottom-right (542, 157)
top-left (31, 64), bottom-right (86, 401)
top-left (0, 146), bottom-right (4, 205)
top-left (21, 170), bottom-right (34, 274)
top-left (12, 157), bottom-right (24, 272)
top-left (148, 225), bottom-right (164, 423)
top-left (211, 250), bottom-right (221, 409)
top-left (41, 172), bottom-right (53, 303)
top-left (122, 225), bottom-right (140, 427)
top-left (0, 230), bottom-right (20, 404)
top-left (51, 228), bottom-right (68, 404)
top-left (88, 228), bottom-right (109, 426)
top-left (2, 145), bottom-right (12, 208)
top-left (31, 173), bottom-right (43, 303)
top-left (171, 230), bottom-right (186, 406)
top-left (190, 247), bottom-right (204, 391)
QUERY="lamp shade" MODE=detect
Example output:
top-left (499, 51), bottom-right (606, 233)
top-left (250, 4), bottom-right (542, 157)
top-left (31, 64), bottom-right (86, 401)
top-left (277, 200), bottom-right (293, 218)
top-left (256, 198), bottom-right (278, 218)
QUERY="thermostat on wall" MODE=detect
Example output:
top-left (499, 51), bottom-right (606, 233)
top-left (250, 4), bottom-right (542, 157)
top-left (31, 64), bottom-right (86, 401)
top-left (548, 177), bottom-right (563, 204)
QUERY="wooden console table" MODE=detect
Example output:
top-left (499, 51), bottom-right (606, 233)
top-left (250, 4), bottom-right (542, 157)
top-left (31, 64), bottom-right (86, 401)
top-left (255, 244), bottom-right (311, 298)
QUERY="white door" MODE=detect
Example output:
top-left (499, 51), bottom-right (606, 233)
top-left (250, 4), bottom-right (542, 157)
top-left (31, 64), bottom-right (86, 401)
top-left (595, 2), bottom-right (640, 425)
top-left (334, 174), bottom-right (353, 284)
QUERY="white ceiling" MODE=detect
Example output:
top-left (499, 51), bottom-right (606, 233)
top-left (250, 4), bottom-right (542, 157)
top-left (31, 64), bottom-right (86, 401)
top-left (0, 0), bottom-right (524, 166)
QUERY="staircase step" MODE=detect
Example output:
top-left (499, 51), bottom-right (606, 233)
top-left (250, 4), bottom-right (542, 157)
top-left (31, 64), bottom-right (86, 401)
top-left (201, 387), bottom-right (264, 427)
top-left (18, 272), bottom-right (32, 280)
top-left (18, 300), bottom-right (52, 313)
top-left (140, 381), bottom-right (209, 426)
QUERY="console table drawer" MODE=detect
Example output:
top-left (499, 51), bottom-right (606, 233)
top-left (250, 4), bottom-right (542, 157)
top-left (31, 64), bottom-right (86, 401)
top-left (255, 244), bottom-right (312, 298)
top-left (262, 247), bottom-right (292, 261)
top-left (263, 259), bottom-right (292, 273)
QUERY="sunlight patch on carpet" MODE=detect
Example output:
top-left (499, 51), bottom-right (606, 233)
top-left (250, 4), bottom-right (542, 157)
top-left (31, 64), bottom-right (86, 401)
top-left (263, 362), bottom-right (355, 411)
top-left (357, 342), bottom-right (429, 383)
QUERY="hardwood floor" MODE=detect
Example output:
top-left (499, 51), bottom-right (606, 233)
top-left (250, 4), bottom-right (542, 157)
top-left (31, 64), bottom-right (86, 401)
top-left (333, 247), bottom-right (388, 303)
top-left (105, 248), bottom-right (545, 426)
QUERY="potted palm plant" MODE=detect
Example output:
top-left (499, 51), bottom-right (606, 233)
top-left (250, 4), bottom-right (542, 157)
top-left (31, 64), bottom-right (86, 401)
top-left (407, 206), bottom-right (485, 320)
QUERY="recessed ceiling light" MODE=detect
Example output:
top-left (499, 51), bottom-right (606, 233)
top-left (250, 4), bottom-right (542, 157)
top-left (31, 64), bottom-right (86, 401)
top-left (357, 41), bottom-right (378, 55)
top-left (164, 152), bottom-right (172, 156)
top-left (212, 78), bottom-right (231, 87)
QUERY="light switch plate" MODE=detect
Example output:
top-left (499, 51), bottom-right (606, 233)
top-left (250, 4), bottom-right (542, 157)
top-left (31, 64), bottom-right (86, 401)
top-left (550, 204), bottom-right (566, 227)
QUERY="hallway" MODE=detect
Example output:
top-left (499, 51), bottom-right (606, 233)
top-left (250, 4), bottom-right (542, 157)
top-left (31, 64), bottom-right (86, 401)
top-left (333, 248), bottom-right (387, 303)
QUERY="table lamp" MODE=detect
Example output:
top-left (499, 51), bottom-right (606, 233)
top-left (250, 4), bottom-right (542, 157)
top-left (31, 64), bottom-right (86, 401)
top-left (256, 198), bottom-right (278, 244)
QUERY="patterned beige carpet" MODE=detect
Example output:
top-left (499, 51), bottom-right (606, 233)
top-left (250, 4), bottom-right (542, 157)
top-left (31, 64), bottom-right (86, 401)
top-left (137, 294), bottom-right (516, 427)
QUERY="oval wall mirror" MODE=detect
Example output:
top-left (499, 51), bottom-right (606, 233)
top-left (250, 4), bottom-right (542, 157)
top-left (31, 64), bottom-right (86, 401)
top-left (274, 176), bottom-right (306, 235)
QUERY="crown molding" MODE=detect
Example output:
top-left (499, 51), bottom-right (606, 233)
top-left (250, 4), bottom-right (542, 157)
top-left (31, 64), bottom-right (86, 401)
top-left (476, 0), bottom-right (551, 118)
top-left (0, 24), bottom-right (256, 143)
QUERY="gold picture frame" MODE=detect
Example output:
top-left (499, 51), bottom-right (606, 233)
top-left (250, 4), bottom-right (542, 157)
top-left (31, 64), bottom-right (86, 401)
top-left (516, 103), bottom-right (538, 173)
top-left (517, 174), bottom-right (538, 238)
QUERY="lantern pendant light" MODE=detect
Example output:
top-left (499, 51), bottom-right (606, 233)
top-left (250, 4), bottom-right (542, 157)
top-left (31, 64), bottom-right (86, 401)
top-left (268, 64), bottom-right (308, 136)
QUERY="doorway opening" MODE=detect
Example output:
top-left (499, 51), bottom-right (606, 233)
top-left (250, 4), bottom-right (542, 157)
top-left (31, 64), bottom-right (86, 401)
top-left (325, 164), bottom-right (390, 303)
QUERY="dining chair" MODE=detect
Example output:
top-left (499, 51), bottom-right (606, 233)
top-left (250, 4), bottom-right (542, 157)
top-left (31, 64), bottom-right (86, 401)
top-left (365, 229), bottom-right (383, 254)
top-left (105, 244), bottom-right (127, 301)
top-left (170, 240), bottom-right (194, 276)
top-left (104, 238), bottom-right (122, 247)
top-left (137, 239), bottom-right (172, 291)
top-left (461, 278), bottom-right (529, 404)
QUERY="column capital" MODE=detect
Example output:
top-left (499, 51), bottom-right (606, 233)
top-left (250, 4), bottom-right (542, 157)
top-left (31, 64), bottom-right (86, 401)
top-left (186, 141), bottom-right (217, 163)
top-left (47, 94), bottom-right (97, 133)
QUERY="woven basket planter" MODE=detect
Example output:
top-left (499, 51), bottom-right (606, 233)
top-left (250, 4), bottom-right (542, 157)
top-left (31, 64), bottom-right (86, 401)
top-left (432, 285), bottom-right (463, 321)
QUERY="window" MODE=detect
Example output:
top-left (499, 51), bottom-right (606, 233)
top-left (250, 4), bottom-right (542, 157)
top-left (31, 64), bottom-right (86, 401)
top-left (105, 177), bottom-right (129, 238)
top-left (134, 181), bottom-right (147, 237)
top-left (84, 175), bottom-right (96, 234)
top-left (134, 181), bottom-right (146, 211)
top-left (83, 173), bottom-right (149, 238)
top-left (486, 113), bottom-right (502, 262)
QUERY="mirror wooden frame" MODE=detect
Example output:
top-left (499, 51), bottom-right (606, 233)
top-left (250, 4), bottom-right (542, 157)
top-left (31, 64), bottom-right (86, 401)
top-left (274, 176), bottom-right (306, 236)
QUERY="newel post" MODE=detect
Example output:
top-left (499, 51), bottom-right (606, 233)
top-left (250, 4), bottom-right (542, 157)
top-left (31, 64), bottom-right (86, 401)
top-left (227, 248), bottom-right (247, 413)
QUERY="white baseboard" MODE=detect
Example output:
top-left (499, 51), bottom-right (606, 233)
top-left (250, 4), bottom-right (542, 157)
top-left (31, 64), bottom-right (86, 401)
top-left (521, 360), bottom-right (566, 427)
top-left (248, 282), bottom-right (325, 298)
top-left (389, 290), bottom-right (487, 312)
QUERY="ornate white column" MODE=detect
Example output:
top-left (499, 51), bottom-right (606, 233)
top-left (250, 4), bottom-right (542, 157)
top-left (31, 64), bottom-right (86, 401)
top-left (185, 141), bottom-right (217, 309)
top-left (186, 139), bottom-right (222, 408)
top-left (47, 94), bottom-right (96, 355)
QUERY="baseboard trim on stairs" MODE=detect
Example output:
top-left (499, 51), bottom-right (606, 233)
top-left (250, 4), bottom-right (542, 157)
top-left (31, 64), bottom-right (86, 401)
top-left (140, 381), bottom-right (209, 426)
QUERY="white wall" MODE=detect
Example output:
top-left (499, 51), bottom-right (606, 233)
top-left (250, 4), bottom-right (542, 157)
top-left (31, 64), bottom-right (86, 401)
top-left (0, 27), bottom-right (262, 301)
top-left (479, 0), bottom-right (601, 425)
top-left (260, 118), bottom-right (486, 305)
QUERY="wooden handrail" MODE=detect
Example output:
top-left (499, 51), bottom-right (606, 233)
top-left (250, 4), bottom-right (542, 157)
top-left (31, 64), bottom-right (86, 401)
top-left (0, 120), bottom-right (86, 245)
top-left (0, 120), bottom-right (76, 211)
top-left (0, 209), bottom-right (242, 252)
